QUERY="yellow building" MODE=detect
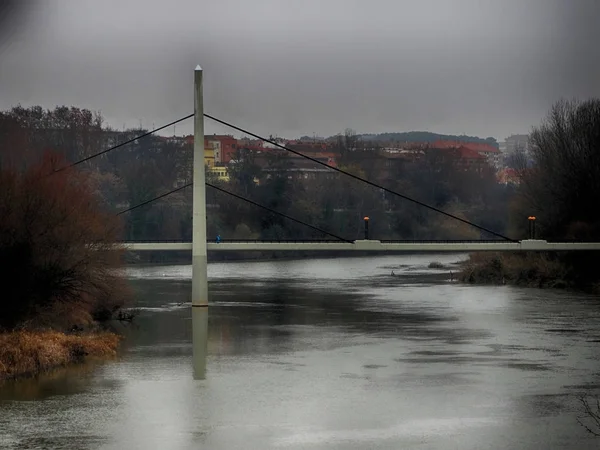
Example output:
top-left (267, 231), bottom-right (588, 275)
top-left (204, 148), bottom-right (230, 182)
top-left (209, 165), bottom-right (230, 182)
top-left (204, 147), bottom-right (216, 167)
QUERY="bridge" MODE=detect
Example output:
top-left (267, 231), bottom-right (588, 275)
top-left (102, 67), bottom-right (599, 379)
top-left (120, 239), bottom-right (600, 252)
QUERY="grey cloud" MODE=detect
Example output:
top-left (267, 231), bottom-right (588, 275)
top-left (0, 0), bottom-right (599, 140)
top-left (0, 0), bottom-right (40, 51)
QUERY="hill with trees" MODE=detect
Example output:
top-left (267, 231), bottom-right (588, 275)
top-left (0, 105), bottom-right (513, 260)
top-left (300, 131), bottom-right (498, 146)
top-left (357, 131), bottom-right (498, 147)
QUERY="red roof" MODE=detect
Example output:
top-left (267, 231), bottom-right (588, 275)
top-left (206, 134), bottom-right (235, 140)
top-left (431, 140), bottom-right (498, 153)
top-left (461, 142), bottom-right (499, 153)
top-left (457, 146), bottom-right (486, 160)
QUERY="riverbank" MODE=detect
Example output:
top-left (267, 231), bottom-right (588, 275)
top-left (0, 331), bottom-right (121, 381)
top-left (459, 252), bottom-right (572, 289)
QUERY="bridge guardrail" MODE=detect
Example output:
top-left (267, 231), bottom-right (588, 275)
top-left (379, 239), bottom-right (509, 244)
top-left (118, 238), bottom-right (511, 244)
top-left (117, 238), bottom-right (600, 245)
top-left (118, 239), bottom-right (348, 244)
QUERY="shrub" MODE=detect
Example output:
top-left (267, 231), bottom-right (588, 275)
top-left (0, 152), bottom-right (131, 330)
top-left (459, 252), bottom-right (569, 288)
top-left (0, 331), bottom-right (121, 380)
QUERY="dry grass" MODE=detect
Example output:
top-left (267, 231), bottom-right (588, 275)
top-left (459, 252), bottom-right (569, 288)
top-left (0, 330), bottom-right (121, 380)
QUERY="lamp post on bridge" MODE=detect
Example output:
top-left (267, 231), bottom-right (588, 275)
top-left (364, 216), bottom-right (370, 240)
top-left (528, 216), bottom-right (536, 240)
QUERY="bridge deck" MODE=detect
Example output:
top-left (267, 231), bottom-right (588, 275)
top-left (119, 240), bottom-right (600, 252)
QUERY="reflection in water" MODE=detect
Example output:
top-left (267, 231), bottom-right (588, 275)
top-left (1, 254), bottom-right (600, 449)
top-left (192, 307), bottom-right (208, 380)
top-left (0, 360), bottom-right (111, 402)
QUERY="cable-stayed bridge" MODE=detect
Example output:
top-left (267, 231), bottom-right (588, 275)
top-left (119, 239), bottom-right (600, 252)
top-left (58, 66), bottom-right (600, 379)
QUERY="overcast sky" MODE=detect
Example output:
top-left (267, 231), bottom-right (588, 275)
top-left (1, 0), bottom-right (599, 140)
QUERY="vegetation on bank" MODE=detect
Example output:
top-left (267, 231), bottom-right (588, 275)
top-left (0, 331), bottom-right (120, 381)
top-left (0, 152), bottom-right (130, 330)
top-left (0, 148), bottom-right (131, 379)
top-left (459, 252), bottom-right (570, 289)
top-left (460, 98), bottom-right (600, 290)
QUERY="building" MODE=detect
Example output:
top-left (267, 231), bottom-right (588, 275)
top-left (505, 134), bottom-right (530, 154)
top-left (255, 152), bottom-right (339, 182)
top-left (427, 140), bottom-right (499, 169)
top-left (204, 140), bottom-right (222, 164)
top-left (376, 152), bottom-right (412, 181)
top-left (204, 146), bottom-right (221, 167)
top-left (205, 135), bottom-right (238, 163)
top-left (209, 165), bottom-right (229, 182)
top-left (455, 146), bottom-right (490, 171)
top-left (200, 146), bottom-right (228, 182)
top-left (180, 134), bottom-right (239, 163)
top-left (286, 142), bottom-right (331, 153)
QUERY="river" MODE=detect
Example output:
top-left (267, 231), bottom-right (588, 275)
top-left (1, 254), bottom-right (600, 449)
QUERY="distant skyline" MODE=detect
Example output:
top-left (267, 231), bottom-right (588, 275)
top-left (1, 1), bottom-right (599, 141)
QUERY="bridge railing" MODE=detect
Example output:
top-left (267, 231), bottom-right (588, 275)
top-left (117, 238), bottom-right (511, 244)
top-left (379, 239), bottom-right (508, 244)
top-left (118, 239), bottom-right (348, 244)
top-left (116, 239), bottom-right (600, 252)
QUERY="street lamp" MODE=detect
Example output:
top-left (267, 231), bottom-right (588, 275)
top-left (528, 216), bottom-right (536, 239)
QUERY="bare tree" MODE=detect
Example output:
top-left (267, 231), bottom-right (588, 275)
top-left (521, 99), bottom-right (600, 240)
top-left (577, 394), bottom-right (600, 437)
top-left (0, 151), bottom-right (130, 330)
top-left (504, 143), bottom-right (529, 172)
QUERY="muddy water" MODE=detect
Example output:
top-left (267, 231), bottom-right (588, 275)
top-left (1, 254), bottom-right (600, 449)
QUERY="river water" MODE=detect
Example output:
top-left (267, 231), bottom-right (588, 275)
top-left (1, 254), bottom-right (600, 449)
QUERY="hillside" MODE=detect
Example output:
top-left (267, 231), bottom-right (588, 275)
top-left (358, 131), bottom-right (498, 147)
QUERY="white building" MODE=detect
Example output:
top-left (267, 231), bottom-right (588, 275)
top-left (505, 134), bottom-right (530, 154)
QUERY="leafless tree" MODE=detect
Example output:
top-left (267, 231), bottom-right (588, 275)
top-left (519, 99), bottom-right (600, 241)
top-left (577, 394), bottom-right (600, 437)
top-left (0, 151), bottom-right (130, 330)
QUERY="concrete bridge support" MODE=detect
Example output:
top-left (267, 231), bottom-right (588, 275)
top-left (192, 65), bottom-right (208, 380)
